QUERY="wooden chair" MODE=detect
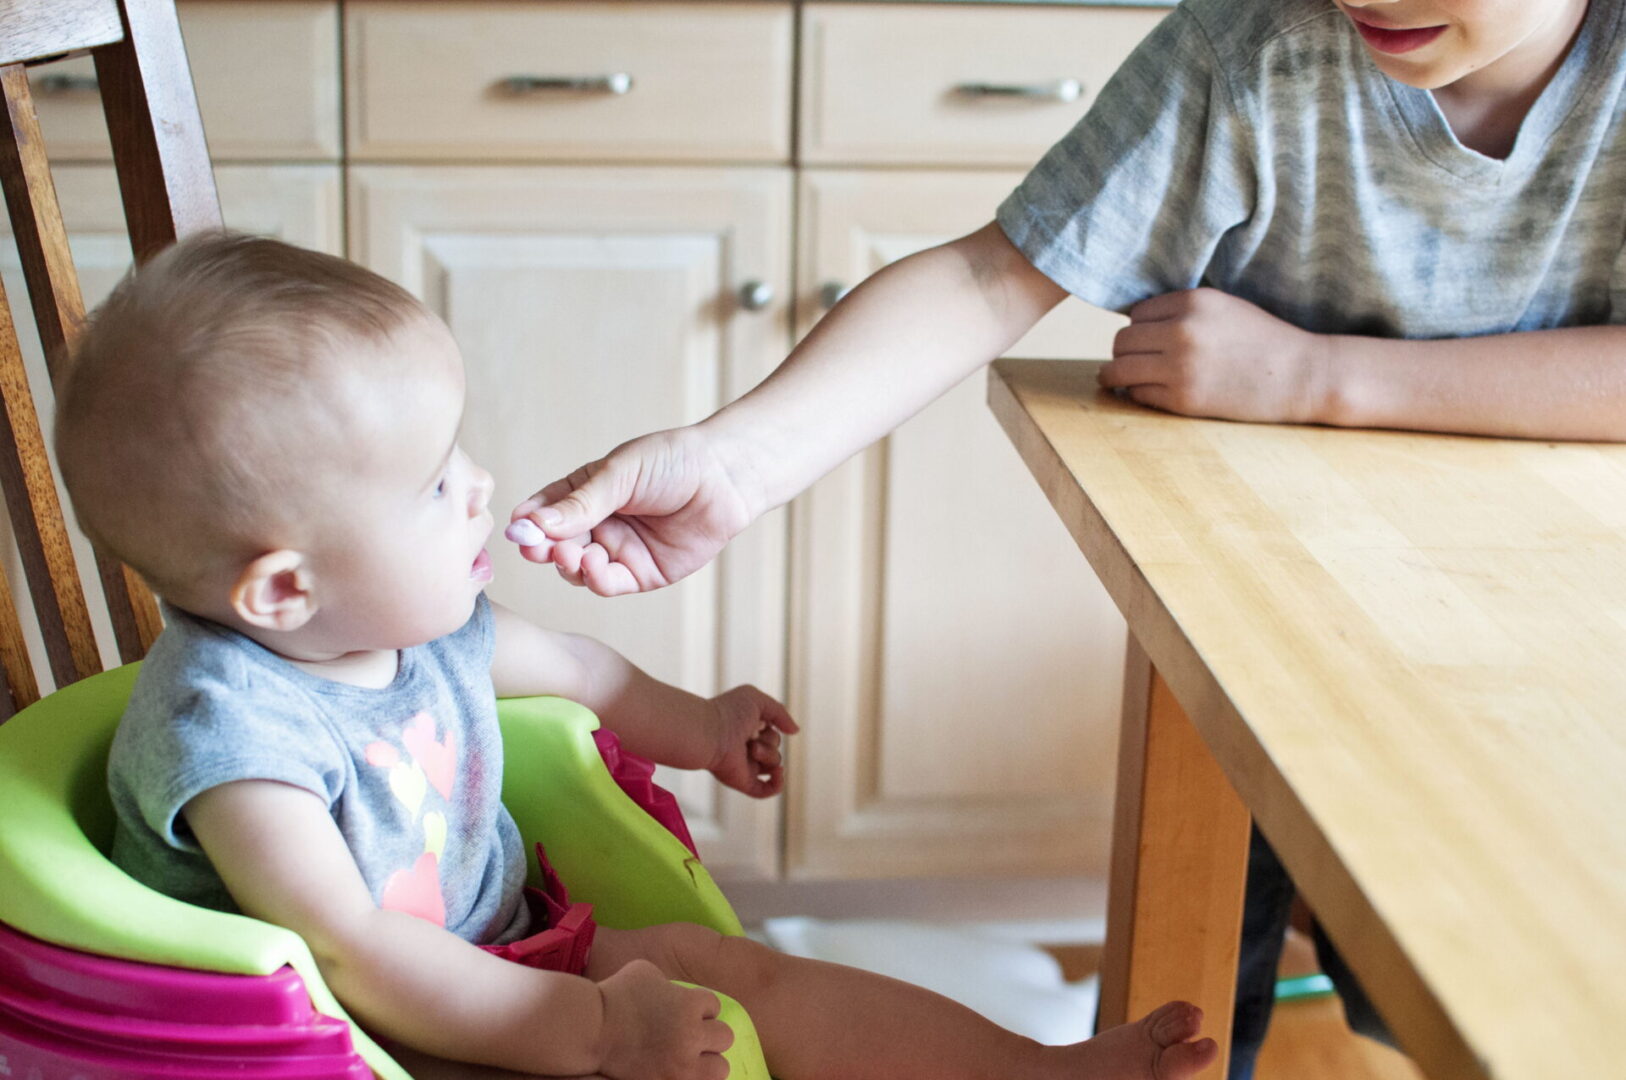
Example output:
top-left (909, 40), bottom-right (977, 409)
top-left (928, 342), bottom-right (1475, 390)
top-left (0, 0), bottom-right (220, 718)
top-left (0, 6), bottom-right (773, 1078)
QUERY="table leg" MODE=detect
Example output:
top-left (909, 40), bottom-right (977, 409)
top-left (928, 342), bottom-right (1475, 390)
top-left (1098, 636), bottom-right (1251, 1078)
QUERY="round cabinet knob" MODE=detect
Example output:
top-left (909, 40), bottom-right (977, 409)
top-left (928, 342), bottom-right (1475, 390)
top-left (738, 280), bottom-right (775, 311)
top-left (818, 281), bottom-right (851, 310)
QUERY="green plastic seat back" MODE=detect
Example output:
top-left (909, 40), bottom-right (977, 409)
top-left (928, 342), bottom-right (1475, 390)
top-left (0, 664), bottom-right (769, 1079)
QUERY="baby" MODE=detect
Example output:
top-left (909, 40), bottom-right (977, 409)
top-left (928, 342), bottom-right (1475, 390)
top-left (57, 232), bottom-right (1217, 1080)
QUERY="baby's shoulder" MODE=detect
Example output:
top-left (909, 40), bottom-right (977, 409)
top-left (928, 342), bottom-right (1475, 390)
top-left (118, 610), bottom-right (317, 750)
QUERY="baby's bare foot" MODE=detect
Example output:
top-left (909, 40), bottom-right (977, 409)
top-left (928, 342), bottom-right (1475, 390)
top-left (1066, 1001), bottom-right (1218, 1080)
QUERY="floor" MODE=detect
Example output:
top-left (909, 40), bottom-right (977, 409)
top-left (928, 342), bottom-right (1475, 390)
top-left (1043, 931), bottom-right (1425, 1080)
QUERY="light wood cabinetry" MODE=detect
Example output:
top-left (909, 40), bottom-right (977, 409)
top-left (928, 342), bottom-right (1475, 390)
top-left (346, 1), bottom-right (793, 163)
top-left (800, 2), bottom-right (1160, 166)
top-left (28, 0), bottom-right (1172, 893)
top-left (27, 0), bottom-right (340, 161)
top-left (787, 168), bottom-right (1131, 879)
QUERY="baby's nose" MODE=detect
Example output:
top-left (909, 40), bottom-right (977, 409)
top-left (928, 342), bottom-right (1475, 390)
top-left (470, 465), bottom-right (495, 513)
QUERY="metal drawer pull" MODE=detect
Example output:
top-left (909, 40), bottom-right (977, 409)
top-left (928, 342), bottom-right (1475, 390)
top-left (952, 78), bottom-right (1083, 103)
top-left (34, 73), bottom-right (99, 95)
top-left (738, 280), bottom-right (775, 312)
top-left (499, 73), bottom-right (634, 96)
top-left (818, 281), bottom-right (851, 311)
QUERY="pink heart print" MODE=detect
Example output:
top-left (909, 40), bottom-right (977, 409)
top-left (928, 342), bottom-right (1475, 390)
top-left (401, 711), bottom-right (457, 800)
top-left (380, 852), bottom-right (446, 927)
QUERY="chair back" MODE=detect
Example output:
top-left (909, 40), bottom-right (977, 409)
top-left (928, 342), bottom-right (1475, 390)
top-left (0, 0), bottom-right (220, 718)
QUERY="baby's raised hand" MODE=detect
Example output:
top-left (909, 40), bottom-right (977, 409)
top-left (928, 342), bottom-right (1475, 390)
top-left (706, 685), bottom-right (799, 799)
top-left (597, 959), bottom-right (733, 1080)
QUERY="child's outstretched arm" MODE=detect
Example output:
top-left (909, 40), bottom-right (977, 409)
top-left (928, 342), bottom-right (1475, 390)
top-left (1098, 287), bottom-right (1626, 441)
top-left (506, 221), bottom-right (1068, 596)
top-left (490, 600), bottom-right (797, 797)
top-left (185, 779), bottom-right (733, 1078)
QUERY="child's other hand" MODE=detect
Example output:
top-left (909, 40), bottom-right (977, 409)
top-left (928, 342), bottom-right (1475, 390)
top-left (1098, 288), bottom-right (1333, 425)
top-left (706, 685), bottom-right (799, 799)
top-left (597, 959), bottom-right (733, 1080)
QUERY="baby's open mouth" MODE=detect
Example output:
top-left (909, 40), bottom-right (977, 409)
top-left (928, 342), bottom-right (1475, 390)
top-left (471, 548), bottom-right (493, 582)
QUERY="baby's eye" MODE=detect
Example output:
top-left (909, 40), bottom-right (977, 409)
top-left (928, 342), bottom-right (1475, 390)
top-left (433, 477), bottom-right (448, 498)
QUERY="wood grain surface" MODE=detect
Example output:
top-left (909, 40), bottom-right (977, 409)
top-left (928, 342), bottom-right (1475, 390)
top-left (989, 359), bottom-right (1626, 1080)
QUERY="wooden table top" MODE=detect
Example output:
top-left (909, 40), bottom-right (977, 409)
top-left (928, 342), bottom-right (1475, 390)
top-left (988, 359), bottom-right (1626, 1080)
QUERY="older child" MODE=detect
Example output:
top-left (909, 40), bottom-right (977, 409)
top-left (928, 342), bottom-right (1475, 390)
top-left (508, 0), bottom-right (1626, 1074)
top-left (58, 233), bottom-right (1216, 1080)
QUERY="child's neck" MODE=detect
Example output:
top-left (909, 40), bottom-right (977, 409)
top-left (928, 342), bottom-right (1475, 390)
top-left (228, 617), bottom-right (402, 689)
top-left (281, 647), bottom-right (400, 690)
top-left (1431, 0), bottom-right (1589, 159)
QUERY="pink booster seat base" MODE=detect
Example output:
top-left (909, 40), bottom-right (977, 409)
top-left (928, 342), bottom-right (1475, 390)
top-left (0, 919), bottom-right (370, 1079)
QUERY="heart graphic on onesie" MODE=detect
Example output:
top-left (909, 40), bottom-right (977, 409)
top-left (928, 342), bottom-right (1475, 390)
top-left (423, 811), bottom-right (447, 858)
top-left (402, 711), bottom-right (457, 800)
top-left (380, 852), bottom-right (446, 927)
top-left (387, 761), bottom-right (427, 819)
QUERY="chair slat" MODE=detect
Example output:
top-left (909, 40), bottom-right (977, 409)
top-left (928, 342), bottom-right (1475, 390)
top-left (0, 63), bottom-right (159, 663)
top-left (0, 0), bottom-right (124, 69)
top-left (93, 0), bottom-right (221, 264)
top-left (0, 65), bottom-right (87, 381)
top-left (0, 543), bottom-right (39, 718)
top-left (0, 274), bottom-right (101, 690)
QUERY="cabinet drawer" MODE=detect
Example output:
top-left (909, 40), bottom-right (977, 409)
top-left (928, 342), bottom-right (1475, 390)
top-left (801, 2), bottom-right (1169, 167)
top-left (28, 1), bottom-right (340, 162)
top-left (346, 2), bottom-right (793, 163)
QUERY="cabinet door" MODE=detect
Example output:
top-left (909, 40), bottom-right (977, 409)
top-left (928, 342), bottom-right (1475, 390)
top-left (788, 169), bottom-right (1128, 880)
top-left (0, 164), bottom-right (343, 686)
top-left (349, 166), bottom-right (791, 881)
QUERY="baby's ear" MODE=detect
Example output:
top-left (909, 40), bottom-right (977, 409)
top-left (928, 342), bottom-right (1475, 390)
top-left (231, 550), bottom-right (317, 631)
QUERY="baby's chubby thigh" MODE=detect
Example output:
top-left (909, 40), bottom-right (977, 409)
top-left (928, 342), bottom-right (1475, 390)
top-left (588, 922), bottom-right (779, 1002)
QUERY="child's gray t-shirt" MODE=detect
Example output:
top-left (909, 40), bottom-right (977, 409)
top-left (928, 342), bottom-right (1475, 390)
top-left (997, 0), bottom-right (1626, 337)
top-left (108, 594), bottom-right (531, 946)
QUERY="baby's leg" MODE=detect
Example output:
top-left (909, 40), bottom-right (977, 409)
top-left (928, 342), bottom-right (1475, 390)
top-left (588, 924), bottom-right (1217, 1080)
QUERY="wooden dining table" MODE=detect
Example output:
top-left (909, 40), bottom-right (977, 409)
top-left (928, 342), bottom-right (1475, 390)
top-left (987, 359), bottom-right (1626, 1080)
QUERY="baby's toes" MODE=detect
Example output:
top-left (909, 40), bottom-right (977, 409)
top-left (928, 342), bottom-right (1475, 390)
top-left (1143, 1001), bottom-right (1203, 1047)
top-left (1154, 1035), bottom-right (1219, 1080)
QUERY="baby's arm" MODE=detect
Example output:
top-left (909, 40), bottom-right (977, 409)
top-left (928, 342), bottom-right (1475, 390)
top-left (489, 600), bottom-right (797, 796)
top-left (185, 779), bottom-right (730, 1077)
top-left (1099, 287), bottom-right (1626, 441)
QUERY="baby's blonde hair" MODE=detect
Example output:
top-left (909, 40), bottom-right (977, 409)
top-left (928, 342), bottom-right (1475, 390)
top-left (56, 232), bottom-right (430, 603)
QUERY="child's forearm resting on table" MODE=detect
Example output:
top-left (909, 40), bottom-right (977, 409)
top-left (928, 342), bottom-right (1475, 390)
top-left (703, 221), bottom-right (1066, 516)
top-left (1318, 325), bottom-right (1626, 441)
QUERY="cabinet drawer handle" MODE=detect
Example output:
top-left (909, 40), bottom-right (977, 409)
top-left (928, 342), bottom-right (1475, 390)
top-left (952, 79), bottom-right (1083, 103)
top-left (499, 73), bottom-right (634, 96)
top-left (738, 280), bottom-right (775, 312)
top-left (34, 73), bottom-right (99, 95)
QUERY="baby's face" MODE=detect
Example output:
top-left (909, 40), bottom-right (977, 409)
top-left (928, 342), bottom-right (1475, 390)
top-left (309, 318), bottom-right (496, 651)
top-left (1336, 0), bottom-right (1588, 92)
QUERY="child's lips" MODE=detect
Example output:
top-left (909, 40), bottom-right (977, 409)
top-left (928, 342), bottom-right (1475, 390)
top-left (470, 548), bottom-right (493, 582)
top-left (1350, 17), bottom-right (1447, 55)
